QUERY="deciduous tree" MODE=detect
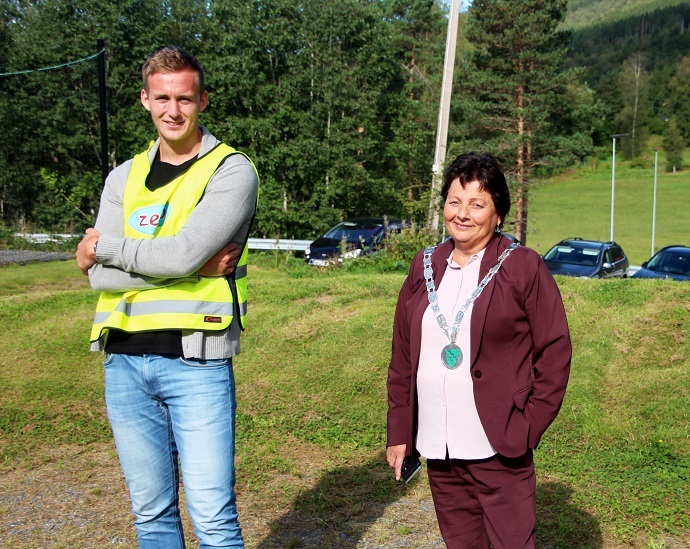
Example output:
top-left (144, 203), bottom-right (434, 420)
top-left (618, 53), bottom-right (649, 160)
top-left (667, 55), bottom-right (690, 144)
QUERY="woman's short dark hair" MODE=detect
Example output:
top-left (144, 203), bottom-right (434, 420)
top-left (441, 152), bottom-right (511, 227)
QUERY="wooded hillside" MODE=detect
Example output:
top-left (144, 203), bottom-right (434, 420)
top-left (1, 0), bottom-right (688, 241)
top-left (564, 1), bottom-right (690, 160)
top-left (565, 0), bottom-right (690, 28)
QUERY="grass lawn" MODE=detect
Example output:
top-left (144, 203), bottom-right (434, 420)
top-left (527, 154), bottom-right (690, 266)
top-left (0, 258), bottom-right (688, 548)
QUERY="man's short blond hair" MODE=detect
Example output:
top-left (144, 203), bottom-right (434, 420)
top-left (142, 46), bottom-right (205, 95)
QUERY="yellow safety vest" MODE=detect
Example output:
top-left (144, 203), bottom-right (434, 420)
top-left (90, 142), bottom-right (253, 343)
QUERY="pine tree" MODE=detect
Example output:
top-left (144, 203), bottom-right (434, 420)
top-left (664, 119), bottom-right (684, 173)
top-left (382, 0), bottom-right (447, 220)
top-left (667, 55), bottom-right (690, 145)
top-left (461, 0), bottom-right (580, 244)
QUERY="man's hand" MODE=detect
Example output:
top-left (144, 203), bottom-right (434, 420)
top-left (386, 444), bottom-right (407, 481)
top-left (76, 228), bottom-right (101, 276)
top-left (198, 242), bottom-right (241, 276)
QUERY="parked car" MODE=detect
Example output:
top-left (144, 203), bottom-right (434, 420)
top-left (542, 238), bottom-right (629, 279)
top-left (632, 245), bottom-right (690, 281)
top-left (305, 217), bottom-right (413, 266)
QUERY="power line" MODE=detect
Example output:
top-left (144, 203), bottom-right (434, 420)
top-left (0, 48), bottom-right (105, 77)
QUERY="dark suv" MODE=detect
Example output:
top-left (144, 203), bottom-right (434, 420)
top-left (305, 217), bottom-right (414, 266)
top-left (632, 245), bottom-right (690, 281)
top-left (543, 238), bottom-right (629, 279)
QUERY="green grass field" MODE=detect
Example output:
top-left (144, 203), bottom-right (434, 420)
top-left (0, 258), bottom-right (688, 547)
top-left (1, 158), bottom-right (689, 546)
top-left (527, 154), bottom-right (690, 266)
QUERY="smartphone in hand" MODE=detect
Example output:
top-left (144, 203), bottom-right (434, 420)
top-left (400, 452), bottom-right (422, 483)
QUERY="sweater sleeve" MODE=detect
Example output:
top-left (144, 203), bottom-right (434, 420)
top-left (94, 154), bottom-right (258, 279)
top-left (87, 161), bottom-right (196, 291)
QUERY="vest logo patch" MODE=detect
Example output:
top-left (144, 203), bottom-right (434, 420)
top-left (129, 204), bottom-right (169, 234)
top-left (204, 316), bottom-right (223, 323)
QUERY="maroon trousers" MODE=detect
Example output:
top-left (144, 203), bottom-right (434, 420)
top-left (426, 451), bottom-right (536, 549)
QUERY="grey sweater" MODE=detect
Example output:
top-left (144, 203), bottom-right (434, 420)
top-left (88, 127), bottom-right (259, 359)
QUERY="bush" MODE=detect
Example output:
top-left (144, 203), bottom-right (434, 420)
top-left (341, 226), bottom-right (438, 273)
top-left (630, 156), bottom-right (650, 169)
top-left (248, 227), bottom-right (439, 275)
top-left (378, 226), bottom-right (438, 262)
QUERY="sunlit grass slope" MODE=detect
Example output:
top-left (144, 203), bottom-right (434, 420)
top-left (1, 259), bottom-right (688, 545)
top-left (528, 156), bottom-right (690, 265)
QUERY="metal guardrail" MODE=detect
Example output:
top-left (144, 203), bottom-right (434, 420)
top-left (13, 233), bottom-right (75, 243)
top-left (15, 233), bottom-right (311, 252)
top-left (247, 238), bottom-right (311, 252)
top-left (10, 234), bottom-right (645, 269)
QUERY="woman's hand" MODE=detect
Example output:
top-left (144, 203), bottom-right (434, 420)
top-left (387, 444), bottom-right (406, 481)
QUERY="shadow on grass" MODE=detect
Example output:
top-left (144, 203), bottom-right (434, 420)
top-left (537, 481), bottom-right (603, 548)
top-left (256, 452), bottom-right (415, 548)
top-left (256, 457), bottom-right (602, 548)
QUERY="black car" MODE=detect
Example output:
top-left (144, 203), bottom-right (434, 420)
top-left (542, 238), bottom-right (629, 279)
top-left (305, 217), bottom-right (413, 266)
top-left (632, 245), bottom-right (690, 281)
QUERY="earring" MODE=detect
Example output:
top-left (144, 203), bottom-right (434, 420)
top-left (495, 224), bottom-right (501, 234)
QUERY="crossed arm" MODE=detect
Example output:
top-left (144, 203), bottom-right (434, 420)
top-left (76, 229), bottom-right (240, 278)
top-left (76, 154), bottom-right (258, 291)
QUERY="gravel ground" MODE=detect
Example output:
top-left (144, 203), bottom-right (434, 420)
top-left (0, 250), bottom-right (74, 266)
top-left (3, 443), bottom-right (688, 548)
top-left (0, 443), bottom-right (445, 549)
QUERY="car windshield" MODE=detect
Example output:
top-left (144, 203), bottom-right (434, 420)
top-left (323, 221), bottom-right (382, 242)
top-left (647, 250), bottom-right (690, 275)
top-left (544, 244), bottom-right (601, 266)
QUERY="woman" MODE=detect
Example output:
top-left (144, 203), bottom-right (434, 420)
top-left (386, 152), bottom-right (571, 548)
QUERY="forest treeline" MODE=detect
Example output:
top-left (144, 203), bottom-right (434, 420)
top-left (564, 0), bottom-right (690, 29)
top-left (0, 0), bottom-right (688, 241)
top-left (569, 2), bottom-right (690, 158)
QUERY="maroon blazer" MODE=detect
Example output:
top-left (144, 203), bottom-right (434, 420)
top-left (387, 235), bottom-right (571, 459)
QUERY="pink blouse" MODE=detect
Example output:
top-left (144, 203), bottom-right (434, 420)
top-left (415, 249), bottom-right (496, 460)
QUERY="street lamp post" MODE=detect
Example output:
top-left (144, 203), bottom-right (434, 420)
top-left (652, 149), bottom-right (658, 256)
top-left (610, 133), bottom-right (627, 242)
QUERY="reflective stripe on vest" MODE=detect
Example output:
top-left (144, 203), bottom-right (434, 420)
top-left (90, 142), bottom-right (253, 342)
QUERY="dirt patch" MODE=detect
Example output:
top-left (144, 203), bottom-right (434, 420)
top-left (1, 443), bottom-right (688, 548)
top-left (0, 444), bottom-right (137, 548)
top-left (0, 443), bottom-right (443, 548)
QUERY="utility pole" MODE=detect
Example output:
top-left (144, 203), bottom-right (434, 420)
top-left (427, 0), bottom-right (461, 233)
top-left (652, 149), bottom-right (658, 256)
top-left (97, 39), bottom-right (109, 184)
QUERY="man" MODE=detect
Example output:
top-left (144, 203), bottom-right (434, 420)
top-left (76, 46), bottom-right (258, 548)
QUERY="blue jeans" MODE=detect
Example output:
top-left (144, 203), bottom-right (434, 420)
top-left (104, 353), bottom-right (243, 548)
